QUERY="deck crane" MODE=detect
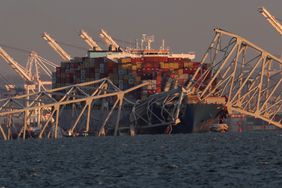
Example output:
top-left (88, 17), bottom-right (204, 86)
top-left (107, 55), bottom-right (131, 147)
top-left (42, 32), bottom-right (71, 61)
top-left (99, 29), bottom-right (123, 51)
top-left (80, 30), bottom-right (102, 51)
top-left (258, 7), bottom-right (282, 35)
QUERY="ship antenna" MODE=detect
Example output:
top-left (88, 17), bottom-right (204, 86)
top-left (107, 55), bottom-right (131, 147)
top-left (135, 39), bottom-right (139, 49)
top-left (161, 39), bottom-right (165, 50)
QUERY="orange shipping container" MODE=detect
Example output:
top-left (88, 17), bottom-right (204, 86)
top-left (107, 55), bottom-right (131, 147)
top-left (178, 69), bottom-right (183, 75)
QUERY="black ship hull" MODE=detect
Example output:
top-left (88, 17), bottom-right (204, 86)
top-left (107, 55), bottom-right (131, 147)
top-left (122, 103), bottom-right (225, 135)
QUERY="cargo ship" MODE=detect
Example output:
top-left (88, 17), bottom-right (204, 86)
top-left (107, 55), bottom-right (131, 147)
top-left (52, 34), bottom-right (227, 134)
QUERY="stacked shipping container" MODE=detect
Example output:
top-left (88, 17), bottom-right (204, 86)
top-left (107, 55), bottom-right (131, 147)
top-left (53, 54), bottom-right (204, 98)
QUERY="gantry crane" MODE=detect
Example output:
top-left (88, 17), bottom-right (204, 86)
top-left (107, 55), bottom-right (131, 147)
top-left (0, 47), bottom-right (56, 93)
top-left (258, 7), bottom-right (282, 35)
top-left (0, 72), bottom-right (15, 93)
top-left (42, 32), bottom-right (71, 61)
top-left (80, 30), bottom-right (102, 51)
top-left (99, 29), bottom-right (122, 51)
top-left (0, 47), bottom-right (58, 137)
top-left (27, 51), bottom-right (57, 80)
top-left (0, 47), bottom-right (34, 92)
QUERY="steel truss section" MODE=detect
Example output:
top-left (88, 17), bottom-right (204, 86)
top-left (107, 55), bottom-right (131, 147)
top-left (0, 78), bottom-right (148, 140)
top-left (130, 87), bottom-right (187, 133)
top-left (187, 28), bottom-right (282, 128)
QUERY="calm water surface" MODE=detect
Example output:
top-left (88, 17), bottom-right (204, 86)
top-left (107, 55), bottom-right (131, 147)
top-left (0, 131), bottom-right (282, 187)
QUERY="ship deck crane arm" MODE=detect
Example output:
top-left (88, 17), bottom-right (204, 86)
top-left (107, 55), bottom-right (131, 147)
top-left (258, 7), bottom-right (282, 35)
top-left (42, 32), bottom-right (71, 61)
top-left (80, 30), bottom-right (102, 51)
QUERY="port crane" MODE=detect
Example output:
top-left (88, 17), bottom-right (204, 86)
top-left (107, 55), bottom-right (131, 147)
top-left (42, 32), bottom-right (71, 61)
top-left (0, 72), bottom-right (16, 94)
top-left (0, 47), bottom-right (36, 93)
top-left (99, 29), bottom-right (122, 51)
top-left (26, 51), bottom-right (57, 80)
top-left (258, 7), bottom-right (282, 71)
top-left (0, 46), bottom-right (58, 140)
top-left (80, 30), bottom-right (102, 51)
top-left (258, 7), bottom-right (282, 35)
top-left (0, 47), bottom-right (57, 93)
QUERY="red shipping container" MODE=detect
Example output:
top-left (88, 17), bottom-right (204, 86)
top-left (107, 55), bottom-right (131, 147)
top-left (170, 74), bottom-right (176, 79)
top-left (156, 88), bottom-right (162, 93)
top-left (143, 62), bottom-right (153, 68)
top-left (183, 68), bottom-right (191, 74)
top-left (131, 57), bottom-right (144, 63)
top-left (169, 58), bottom-right (184, 62)
top-left (144, 57), bottom-right (153, 62)
top-left (160, 56), bottom-right (168, 62)
top-left (156, 74), bottom-right (162, 83)
top-left (192, 62), bottom-right (201, 67)
top-left (161, 68), bottom-right (169, 73)
top-left (178, 79), bottom-right (185, 86)
top-left (56, 67), bottom-right (61, 72)
top-left (178, 62), bottom-right (184, 69)
top-left (152, 62), bottom-right (160, 68)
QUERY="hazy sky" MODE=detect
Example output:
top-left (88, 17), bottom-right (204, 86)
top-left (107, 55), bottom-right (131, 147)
top-left (0, 0), bottom-right (281, 81)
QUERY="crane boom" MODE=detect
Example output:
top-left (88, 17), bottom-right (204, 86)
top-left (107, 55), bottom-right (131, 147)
top-left (42, 32), bottom-right (71, 61)
top-left (0, 47), bottom-right (32, 82)
top-left (80, 30), bottom-right (102, 50)
top-left (99, 29), bottom-right (122, 51)
top-left (258, 7), bottom-right (282, 35)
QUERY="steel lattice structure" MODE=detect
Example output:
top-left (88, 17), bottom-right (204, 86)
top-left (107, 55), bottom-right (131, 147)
top-left (0, 78), bottom-right (148, 140)
top-left (130, 87), bottom-right (187, 133)
top-left (187, 28), bottom-right (282, 128)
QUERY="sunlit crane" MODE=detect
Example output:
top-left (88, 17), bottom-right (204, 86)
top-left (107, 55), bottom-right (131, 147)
top-left (42, 32), bottom-right (71, 61)
top-left (26, 51), bottom-right (57, 79)
top-left (99, 29), bottom-right (122, 51)
top-left (0, 47), bottom-right (57, 93)
top-left (0, 47), bottom-right (32, 83)
top-left (258, 7), bottom-right (282, 70)
top-left (80, 30), bottom-right (102, 51)
top-left (0, 72), bottom-right (15, 93)
top-left (258, 7), bottom-right (282, 35)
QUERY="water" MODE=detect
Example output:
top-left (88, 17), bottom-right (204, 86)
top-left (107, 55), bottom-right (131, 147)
top-left (0, 131), bottom-right (282, 187)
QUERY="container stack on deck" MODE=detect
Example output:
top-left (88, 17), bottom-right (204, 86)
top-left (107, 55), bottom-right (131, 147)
top-left (53, 52), bottom-right (203, 98)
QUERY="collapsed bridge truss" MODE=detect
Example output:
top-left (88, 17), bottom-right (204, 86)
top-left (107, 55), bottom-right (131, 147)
top-left (130, 87), bottom-right (187, 133)
top-left (187, 28), bottom-right (282, 128)
top-left (0, 78), bottom-right (147, 140)
top-left (0, 28), bottom-right (281, 141)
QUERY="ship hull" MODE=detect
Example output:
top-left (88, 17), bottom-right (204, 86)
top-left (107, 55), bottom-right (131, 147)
top-left (131, 103), bottom-right (225, 135)
top-left (172, 103), bottom-right (224, 133)
top-left (50, 102), bottom-right (225, 136)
